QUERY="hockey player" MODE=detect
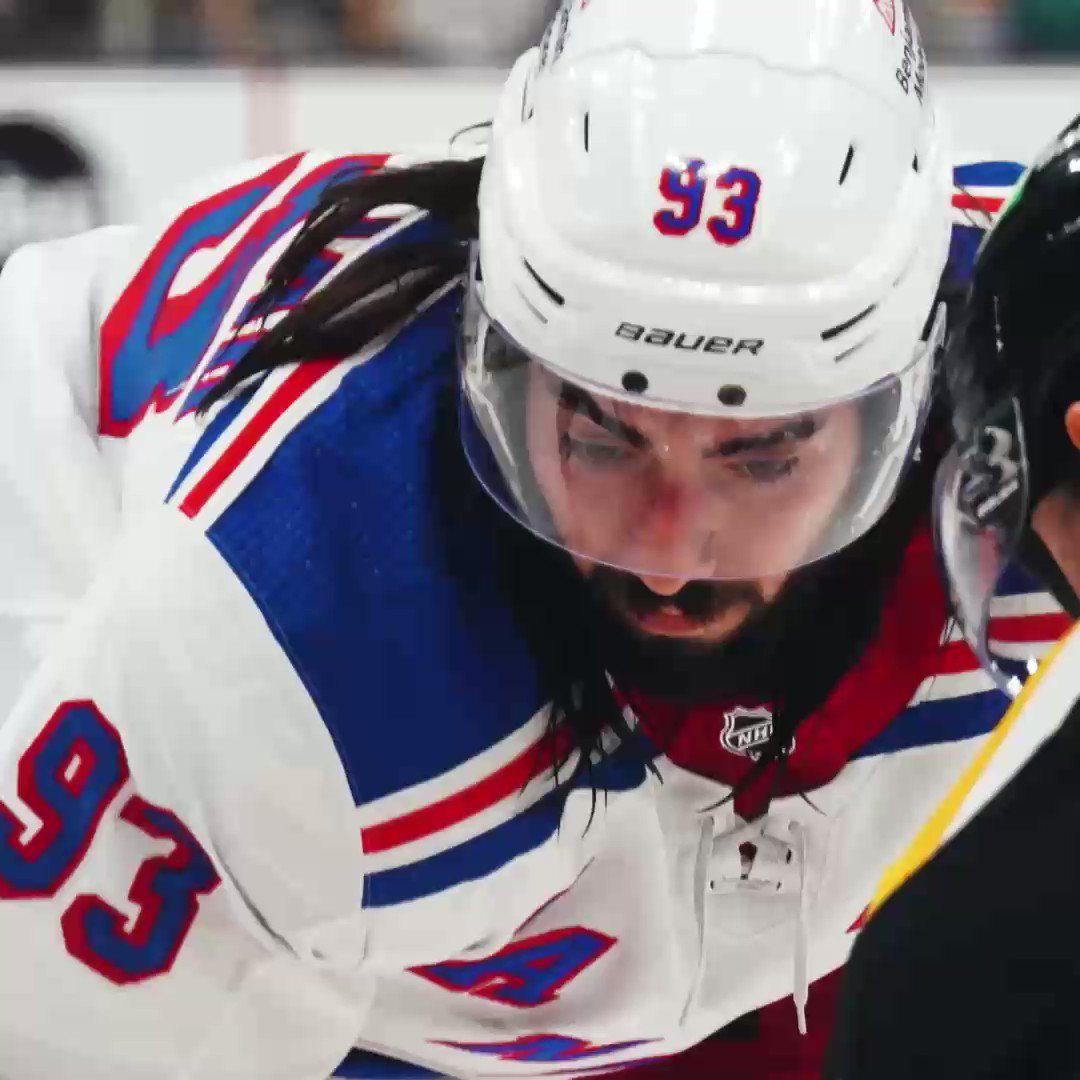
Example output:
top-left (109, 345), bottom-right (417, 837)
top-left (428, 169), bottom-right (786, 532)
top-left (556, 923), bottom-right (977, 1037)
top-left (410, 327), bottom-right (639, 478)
top-left (0, 2), bottom-right (1063, 1078)
top-left (827, 115), bottom-right (1080, 1080)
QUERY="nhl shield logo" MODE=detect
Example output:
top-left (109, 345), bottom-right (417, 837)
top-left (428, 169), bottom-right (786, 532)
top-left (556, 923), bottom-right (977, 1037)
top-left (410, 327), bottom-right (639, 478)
top-left (721, 706), bottom-right (776, 761)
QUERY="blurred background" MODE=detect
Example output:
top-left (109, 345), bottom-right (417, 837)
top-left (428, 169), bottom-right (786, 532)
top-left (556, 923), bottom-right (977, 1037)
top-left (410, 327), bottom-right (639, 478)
top-left (0, 0), bottom-right (558, 64)
top-left (1, 0), bottom-right (1078, 64)
top-left (0, 0), bottom-right (1077, 270)
top-left (1, 0), bottom-right (1077, 65)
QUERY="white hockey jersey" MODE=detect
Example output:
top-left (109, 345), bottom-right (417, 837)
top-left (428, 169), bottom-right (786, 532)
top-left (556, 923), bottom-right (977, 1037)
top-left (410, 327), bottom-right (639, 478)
top-left (0, 152), bottom-right (1064, 1080)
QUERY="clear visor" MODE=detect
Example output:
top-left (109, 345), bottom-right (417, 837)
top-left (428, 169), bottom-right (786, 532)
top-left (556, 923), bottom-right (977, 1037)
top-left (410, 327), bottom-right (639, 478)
top-left (934, 398), bottom-right (1034, 698)
top-left (460, 277), bottom-right (939, 583)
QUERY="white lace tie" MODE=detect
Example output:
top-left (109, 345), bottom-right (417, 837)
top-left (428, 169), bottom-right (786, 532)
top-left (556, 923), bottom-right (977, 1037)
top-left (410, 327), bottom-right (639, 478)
top-left (707, 816), bottom-right (811, 1035)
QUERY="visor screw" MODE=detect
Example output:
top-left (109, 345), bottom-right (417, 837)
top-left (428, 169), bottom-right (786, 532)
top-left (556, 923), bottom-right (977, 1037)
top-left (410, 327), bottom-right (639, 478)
top-left (718, 385), bottom-right (747, 407)
top-left (622, 371), bottom-right (649, 394)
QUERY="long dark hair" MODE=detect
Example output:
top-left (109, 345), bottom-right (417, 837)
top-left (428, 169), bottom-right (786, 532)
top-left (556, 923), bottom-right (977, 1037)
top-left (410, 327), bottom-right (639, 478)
top-left (200, 157), bottom-right (941, 796)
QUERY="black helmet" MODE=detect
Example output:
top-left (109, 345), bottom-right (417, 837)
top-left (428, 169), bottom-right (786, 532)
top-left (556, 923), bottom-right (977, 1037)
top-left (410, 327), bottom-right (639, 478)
top-left (936, 115), bottom-right (1080, 697)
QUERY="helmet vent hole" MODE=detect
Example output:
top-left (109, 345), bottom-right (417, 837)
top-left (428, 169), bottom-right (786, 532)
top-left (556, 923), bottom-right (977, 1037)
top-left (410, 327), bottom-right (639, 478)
top-left (822, 304), bottom-right (876, 342)
top-left (584, 112), bottom-right (590, 152)
top-left (833, 337), bottom-right (874, 365)
top-left (718, 385), bottom-right (747, 407)
top-left (913, 153), bottom-right (920, 173)
top-left (514, 285), bottom-right (549, 325)
top-left (622, 371), bottom-right (649, 394)
top-left (839, 144), bottom-right (856, 186)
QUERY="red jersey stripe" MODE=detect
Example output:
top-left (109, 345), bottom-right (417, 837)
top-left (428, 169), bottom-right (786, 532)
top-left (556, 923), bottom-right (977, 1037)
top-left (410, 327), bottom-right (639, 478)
top-left (929, 614), bottom-right (1070, 675)
top-left (952, 192), bottom-right (1005, 214)
top-left (988, 611), bottom-right (1073, 644)
top-left (933, 640), bottom-right (980, 677)
top-left (179, 359), bottom-right (338, 518)
top-left (362, 727), bottom-right (575, 856)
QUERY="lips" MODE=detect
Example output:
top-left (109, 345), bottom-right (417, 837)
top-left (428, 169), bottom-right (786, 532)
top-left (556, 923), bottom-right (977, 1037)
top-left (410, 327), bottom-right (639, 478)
top-left (631, 606), bottom-right (710, 637)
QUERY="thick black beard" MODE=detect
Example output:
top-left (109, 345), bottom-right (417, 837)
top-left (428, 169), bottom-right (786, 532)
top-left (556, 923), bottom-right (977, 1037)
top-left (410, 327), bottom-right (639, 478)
top-left (584, 563), bottom-right (828, 704)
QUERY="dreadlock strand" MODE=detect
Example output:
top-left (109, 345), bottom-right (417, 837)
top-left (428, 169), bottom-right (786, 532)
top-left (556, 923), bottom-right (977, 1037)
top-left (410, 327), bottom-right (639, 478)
top-left (268, 158), bottom-right (483, 296)
top-left (235, 158), bottom-right (480, 335)
top-left (195, 157), bottom-right (487, 416)
top-left (303, 260), bottom-right (466, 362)
top-left (202, 235), bottom-right (468, 409)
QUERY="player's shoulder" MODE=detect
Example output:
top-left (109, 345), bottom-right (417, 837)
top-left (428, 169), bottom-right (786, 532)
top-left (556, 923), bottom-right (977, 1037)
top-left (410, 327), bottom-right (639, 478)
top-left (148, 232), bottom-right (562, 841)
top-left (853, 543), bottom-right (1070, 762)
top-left (118, 145), bottom-right (469, 276)
top-left (98, 150), bottom-right (405, 439)
top-left (868, 611), bottom-right (1080, 918)
top-left (96, 146), bottom-right (479, 441)
top-left (156, 314), bottom-right (615, 908)
top-left (170, 295), bottom-right (552, 775)
top-left (945, 618), bottom-right (1080, 837)
top-left (90, 143), bottom-right (557, 817)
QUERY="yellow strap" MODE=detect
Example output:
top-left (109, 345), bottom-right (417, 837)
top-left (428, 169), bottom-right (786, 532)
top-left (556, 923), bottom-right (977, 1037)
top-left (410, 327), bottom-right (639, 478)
top-left (869, 625), bottom-right (1077, 916)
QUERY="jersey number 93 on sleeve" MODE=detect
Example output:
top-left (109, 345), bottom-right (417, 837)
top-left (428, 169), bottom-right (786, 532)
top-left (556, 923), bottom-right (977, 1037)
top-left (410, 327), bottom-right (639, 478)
top-left (0, 701), bottom-right (220, 985)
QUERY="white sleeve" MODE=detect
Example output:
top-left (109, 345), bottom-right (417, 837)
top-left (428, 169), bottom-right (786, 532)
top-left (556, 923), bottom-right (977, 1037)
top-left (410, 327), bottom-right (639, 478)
top-left (0, 229), bottom-right (131, 717)
top-left (0, 152), bottom-right (356, 720)
top-left (0, 504), bottom-right (372, 1080)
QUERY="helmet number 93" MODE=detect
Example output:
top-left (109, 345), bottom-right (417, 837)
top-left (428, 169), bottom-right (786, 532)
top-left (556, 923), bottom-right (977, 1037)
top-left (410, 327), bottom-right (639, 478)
top-left (653, 159), bottom-right (762, 246)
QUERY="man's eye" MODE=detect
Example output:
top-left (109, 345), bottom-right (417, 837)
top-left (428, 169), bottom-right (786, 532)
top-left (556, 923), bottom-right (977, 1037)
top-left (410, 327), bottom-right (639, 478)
top-left (729, 458), bottom-right (798, 483)
top-left (560, 435), bottom-right (634, 467)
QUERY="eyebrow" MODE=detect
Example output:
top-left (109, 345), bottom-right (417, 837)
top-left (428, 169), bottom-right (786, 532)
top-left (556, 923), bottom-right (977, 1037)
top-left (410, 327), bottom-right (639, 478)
top-left (558, 384), bottom-right (650, 448)
top-left (557, 383), bottom-right (820, 456)
top-left (706, 416), bottom-right (820, 457)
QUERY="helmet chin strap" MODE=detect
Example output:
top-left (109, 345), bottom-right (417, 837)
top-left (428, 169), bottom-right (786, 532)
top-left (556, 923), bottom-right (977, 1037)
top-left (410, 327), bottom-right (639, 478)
top-left (1018, 527), bottom-right (1080, 618)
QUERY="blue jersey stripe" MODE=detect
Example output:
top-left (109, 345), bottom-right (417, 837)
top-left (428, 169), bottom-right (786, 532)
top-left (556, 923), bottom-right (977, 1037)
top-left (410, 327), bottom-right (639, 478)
top-left (996, 562), bottom-right (1045, 597)
top-left (335, 1050), bottom-right (440, 1078)
top-left (201, 291), bottom-right (552, 808)
top-left (946, 223), bottom-right (986, 287)
top-left (365, 787), bottom-right (566, 909)
top-left (953, 161), bottom-right (1026, 187)
top-left (855, 688), bottom-right (1007, 759)
top-left (166, 381), bottom-right (259, 503)
top-left (365, 748), bottom-right (648, 909)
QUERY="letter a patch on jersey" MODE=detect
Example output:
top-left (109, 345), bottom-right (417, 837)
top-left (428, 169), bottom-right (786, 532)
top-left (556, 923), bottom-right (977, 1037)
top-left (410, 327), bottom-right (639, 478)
top-left (411, 927), bottom-right (615, 1008)
top-left (439, 1034), bottom-right (653, 1064)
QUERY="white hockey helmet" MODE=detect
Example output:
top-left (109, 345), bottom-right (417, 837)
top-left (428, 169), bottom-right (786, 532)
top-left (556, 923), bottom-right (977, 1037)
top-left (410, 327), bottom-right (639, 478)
top-left (461, 0), bottom-right (952, 582)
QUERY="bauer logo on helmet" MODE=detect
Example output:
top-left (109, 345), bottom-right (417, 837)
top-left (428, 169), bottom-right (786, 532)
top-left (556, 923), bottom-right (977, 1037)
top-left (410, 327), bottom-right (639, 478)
top-left (615, 322), bottom-right (764, 356)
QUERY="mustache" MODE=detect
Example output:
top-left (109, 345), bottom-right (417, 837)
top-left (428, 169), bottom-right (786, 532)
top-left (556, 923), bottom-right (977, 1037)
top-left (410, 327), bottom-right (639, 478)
top-left (589, 565), bottom-right (767, 627)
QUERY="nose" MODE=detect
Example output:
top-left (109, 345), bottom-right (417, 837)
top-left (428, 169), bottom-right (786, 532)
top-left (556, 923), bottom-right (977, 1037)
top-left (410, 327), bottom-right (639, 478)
top-left (632, 476), bottom-right (711, 588)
